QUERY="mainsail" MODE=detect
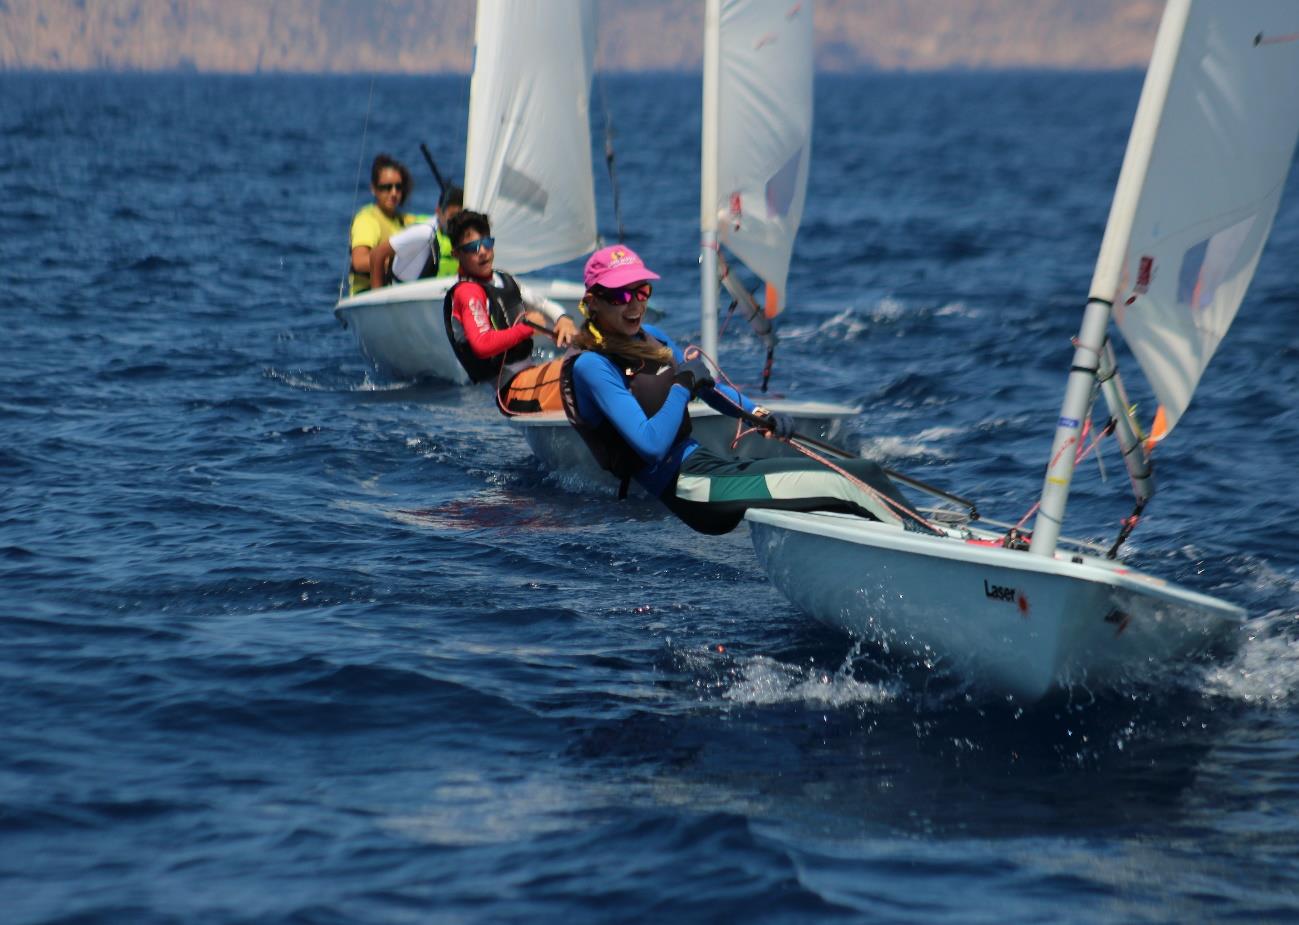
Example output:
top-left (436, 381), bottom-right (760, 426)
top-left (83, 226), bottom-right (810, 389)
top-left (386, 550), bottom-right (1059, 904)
top-left (1033, 0), bottom-right (1299, 556)
top-left (463, 0), bottom-right (600, 274)
top-left (713, 0), bottom-right (814, 314)
top-left (1099, 1), bottom-right (1299, 438)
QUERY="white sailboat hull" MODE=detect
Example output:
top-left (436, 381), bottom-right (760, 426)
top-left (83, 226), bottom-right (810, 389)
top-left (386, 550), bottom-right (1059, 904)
top-left (746, 509), bottom-right (1245, 701)
top-left (333, 277), bottom-right (585, 384)
top-left (513, 399), bottom-right (861, 486)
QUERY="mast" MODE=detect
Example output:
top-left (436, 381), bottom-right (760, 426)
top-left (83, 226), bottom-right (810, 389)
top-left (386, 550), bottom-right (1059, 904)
top-left (699, 0), bottom-right (721, 362)
top-left (1029, 0), bottom-right (1192, 557)
top-left (462, 5), bottom-right (488, 204)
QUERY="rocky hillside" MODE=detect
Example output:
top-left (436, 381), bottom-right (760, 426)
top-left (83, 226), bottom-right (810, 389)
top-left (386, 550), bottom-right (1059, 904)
top-left (1, 0), bottom-right (1164, 73)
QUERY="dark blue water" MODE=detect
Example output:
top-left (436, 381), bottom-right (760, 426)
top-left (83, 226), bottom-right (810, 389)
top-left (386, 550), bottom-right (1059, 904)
top-left (3, 71), bottom-right (1299, 923)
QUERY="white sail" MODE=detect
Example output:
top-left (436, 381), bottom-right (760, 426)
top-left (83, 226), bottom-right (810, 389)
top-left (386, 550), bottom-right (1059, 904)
top-left (745, 0), bottom-right (1254, 698)
top-left (463, 0), bottom-right (599, 274)
top-left (1099, 0), bottom-right (1299, 437)
top-left (712, 0), bottom-right (813, 311)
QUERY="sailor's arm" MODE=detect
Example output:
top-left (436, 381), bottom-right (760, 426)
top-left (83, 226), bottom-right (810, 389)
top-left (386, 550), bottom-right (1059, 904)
top-left (349, 210), bottom-right (381, 277)
top-left (519, 284), bottom-right (577, 346)
top-left (368, 239), bottom-right (396, 289)
top-left (456, 284), bottom-right (534, 359)
top-left (575, 354), bottom-right (688, 463)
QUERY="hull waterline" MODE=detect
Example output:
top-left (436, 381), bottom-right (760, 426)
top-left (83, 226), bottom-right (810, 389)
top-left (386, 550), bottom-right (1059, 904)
top-left (512, 399), bottom-right (861, 487)
top-left (746, 509), bottom-right (1245, 701)
top-left (334, 277), bottom-right (584, 384)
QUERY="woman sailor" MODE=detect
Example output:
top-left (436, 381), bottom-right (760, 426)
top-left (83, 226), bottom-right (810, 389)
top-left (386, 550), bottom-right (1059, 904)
top-left (347, 154), bottom-right (420, 296)
top-left (560, 245), bottom-right (920, 534)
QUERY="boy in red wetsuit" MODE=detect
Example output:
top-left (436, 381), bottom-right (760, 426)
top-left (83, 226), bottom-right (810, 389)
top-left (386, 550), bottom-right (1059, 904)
top-left (443, 211), bottom-right (576, 409)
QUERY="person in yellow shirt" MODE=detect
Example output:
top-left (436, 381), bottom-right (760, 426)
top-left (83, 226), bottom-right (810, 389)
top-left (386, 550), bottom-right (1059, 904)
top-left (366, 186), bottom-right (463, 288)
top-left (348, 154), bottom-right (419, 296)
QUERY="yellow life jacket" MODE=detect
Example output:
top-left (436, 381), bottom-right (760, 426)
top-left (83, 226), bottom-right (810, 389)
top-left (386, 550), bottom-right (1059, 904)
top-left (435, 228), bottom-right (459, 277)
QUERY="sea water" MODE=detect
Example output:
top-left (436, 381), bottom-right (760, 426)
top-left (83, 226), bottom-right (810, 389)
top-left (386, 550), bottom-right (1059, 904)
top-left (2, 71), bottom-right (1298, 923)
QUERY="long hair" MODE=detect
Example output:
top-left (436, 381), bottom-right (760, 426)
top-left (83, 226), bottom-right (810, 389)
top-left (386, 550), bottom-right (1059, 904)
top-left (572, 302), bottom-right (673, 365)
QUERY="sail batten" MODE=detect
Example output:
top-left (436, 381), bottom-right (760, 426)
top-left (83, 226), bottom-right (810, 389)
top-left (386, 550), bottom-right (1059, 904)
top-left (464, 0), bottom-right (599, 275)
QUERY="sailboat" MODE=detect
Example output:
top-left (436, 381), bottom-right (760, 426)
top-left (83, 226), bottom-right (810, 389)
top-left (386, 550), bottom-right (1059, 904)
top-left (333, 0), bottom-right (598, 384)
top-left (515, 0), bottom-right (858, 477)
top-left (746, 0), bottom-right (1299, 700)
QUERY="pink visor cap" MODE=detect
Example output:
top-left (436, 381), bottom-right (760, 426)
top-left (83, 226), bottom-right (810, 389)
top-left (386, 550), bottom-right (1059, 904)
top-left (584, 245), bottom-right (661, 290)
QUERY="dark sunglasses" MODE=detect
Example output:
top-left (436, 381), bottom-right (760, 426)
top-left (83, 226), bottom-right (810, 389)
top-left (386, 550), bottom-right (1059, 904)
top-left (593, 282), bottom-right (653, 305)
top-left (376, 182), bottom-right (404, 192)
top-left (457, 237), bottom-right (496, 254)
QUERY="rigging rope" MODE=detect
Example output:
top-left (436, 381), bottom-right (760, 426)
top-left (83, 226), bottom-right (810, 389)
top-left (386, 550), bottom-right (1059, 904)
top-left (594, 68), bottom-right (625, 241)
top-left (716, 252), bottom-right (778, 391)
top-left (1000, 381), bottom-right (1136, 552)
top-left (339, 77), bottom-right (377, 302)
top-left (684, 346), bottom-right (945, 535)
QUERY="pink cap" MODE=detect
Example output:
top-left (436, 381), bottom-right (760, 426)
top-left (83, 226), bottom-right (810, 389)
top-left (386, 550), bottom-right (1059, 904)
top-left (583, 245), bottom-right (660, 290)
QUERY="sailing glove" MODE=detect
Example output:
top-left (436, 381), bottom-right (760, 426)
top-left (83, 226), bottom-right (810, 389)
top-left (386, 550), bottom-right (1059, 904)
top-left (673, 357), bottom-right (715, 398)
top-left (763, 411), bottom-right (797, 439)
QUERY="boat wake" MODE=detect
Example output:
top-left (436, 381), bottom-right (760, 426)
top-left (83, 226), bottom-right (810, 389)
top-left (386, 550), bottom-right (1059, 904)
top-left (263, 366), bottom-right (364, 393)
top-left (265, 363), bottom-right (470, 398)
top-left (1204, 608), bottom-right (1299, 706)
top-left (385, 494), bottom-right (591, 533)
top-left (720, 651), bottom-right (899, 708)
top-left (669, 639), bottom-right (901, 710)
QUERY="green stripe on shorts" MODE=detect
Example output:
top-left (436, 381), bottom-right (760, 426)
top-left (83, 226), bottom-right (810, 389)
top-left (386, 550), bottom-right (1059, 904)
top-left (703, 473), bottom-right (773, 503)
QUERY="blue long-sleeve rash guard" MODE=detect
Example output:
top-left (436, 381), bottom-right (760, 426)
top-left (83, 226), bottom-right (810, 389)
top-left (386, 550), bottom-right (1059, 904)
top-left (570, 323), bottom-right (757, 496)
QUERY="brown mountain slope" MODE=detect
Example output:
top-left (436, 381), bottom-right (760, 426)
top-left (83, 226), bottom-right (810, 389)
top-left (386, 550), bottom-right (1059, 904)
top-left (0, 0), bottom-right (1164, 73)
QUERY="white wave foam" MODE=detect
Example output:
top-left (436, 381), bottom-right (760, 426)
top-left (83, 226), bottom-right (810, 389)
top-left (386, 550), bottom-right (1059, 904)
top-left (263, 366), bottom-right (413, 394)
top-left (858, 436), bottom-right (933, 461)
top-left (935, 301), bottom-right (977, 318)
top-left (783, 297), bottom-right (975, 342)
top-left (263, 367), bottom-right (329, 392)
top-left (868, 297), bottom-right (908, 323)
top-left (353, 373), bottom-right (415, 393)
top-left (722, 652), bottom-right (897, 708)
top-left (1203, 611), bottom-right (1299, 706)
top-left (1235, 554), bottom-right (1299, 598)
top-left (779, 300), bottom-right (901, 341)
top-left (914, 425), bottom-right (963, 442)
top-left (545, 467), bottom-right (617, 496)
top-left (858, 425), bottom-right (964, 461)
